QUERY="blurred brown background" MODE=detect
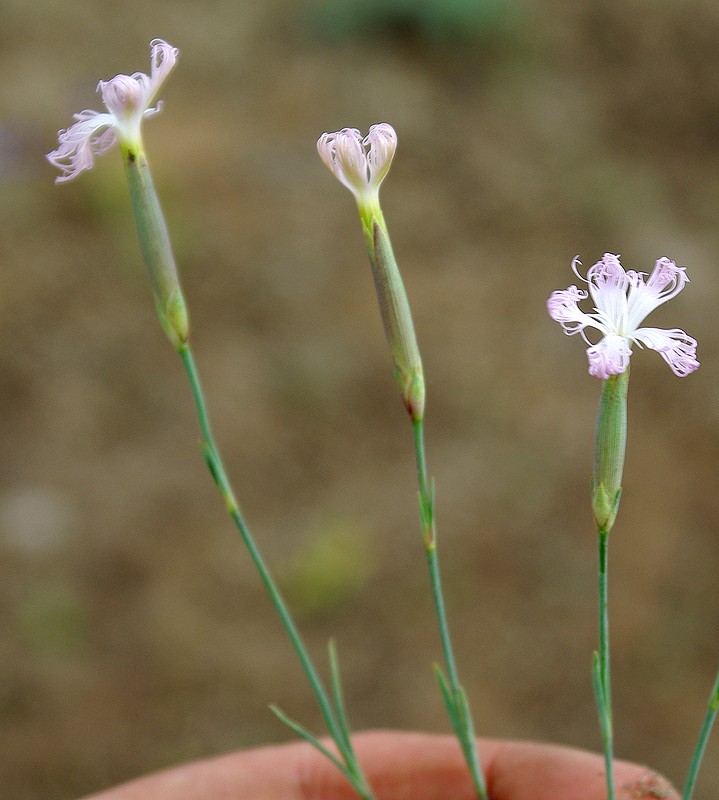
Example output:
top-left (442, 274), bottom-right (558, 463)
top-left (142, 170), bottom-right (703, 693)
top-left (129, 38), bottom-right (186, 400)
top-left (2, 0), bottom-right (719, 797)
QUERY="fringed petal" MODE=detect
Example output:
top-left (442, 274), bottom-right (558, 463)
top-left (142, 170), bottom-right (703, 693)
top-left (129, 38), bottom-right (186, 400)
top-left (625, 257), bottom-right (690, 329)
top-left (633, 327), bottom-right (700, 377)
top-left (46, 111), bottom-right (117, 183)
top-left (586, 334), bottom-right (632, 379)
top-left (149, 39), bottom-right (179, 94)
top-left (586, 254), bottom-right (629, 332)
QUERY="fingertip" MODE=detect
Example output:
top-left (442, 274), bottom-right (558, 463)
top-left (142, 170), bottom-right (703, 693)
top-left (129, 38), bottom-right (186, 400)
top-left (481, 738), bottom-right (679, 800)
top-left (613, 758), bottom-right (679, 800)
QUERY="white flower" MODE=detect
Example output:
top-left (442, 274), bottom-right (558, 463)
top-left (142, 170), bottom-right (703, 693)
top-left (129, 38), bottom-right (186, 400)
top-left (47, 39), bottom-right (178, 183)
top-left (316, 123), bottom-right (397, 208)
top-left (548, 253), bottom-right (699, 379)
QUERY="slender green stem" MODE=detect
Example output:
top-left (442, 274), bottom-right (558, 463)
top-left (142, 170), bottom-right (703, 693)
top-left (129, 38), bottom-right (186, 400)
top-left (412, 418), bottom-right (488, 800)
top-left (425, 542), bottom-right (460, 688)
top-left (590, 372), bottom-right (627, 800)
top-left (682, 664), bottom-right (719, 800)
top-left (178, 343), bottom-right (375, 800)
top-left (595, 527), bottom-right (615, 800)
top-left (413, 420), bottom-right (458, 684)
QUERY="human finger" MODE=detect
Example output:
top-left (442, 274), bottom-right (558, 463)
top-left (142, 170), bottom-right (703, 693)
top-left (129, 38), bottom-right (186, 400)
top-left (78, 730), bottom-right (679, 800)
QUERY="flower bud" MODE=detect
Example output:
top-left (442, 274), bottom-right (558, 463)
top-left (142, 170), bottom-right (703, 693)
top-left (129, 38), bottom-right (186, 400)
top-left (123, 145), bottom-right (189, 349)
top-left (317, 123), bottom-right (396, 232)
top-left (370, 221), bottom-right (425, 420)
top-left (591, 370), bottom-right (628, 531)
top-left (318, 124), bottom-right (424, 420)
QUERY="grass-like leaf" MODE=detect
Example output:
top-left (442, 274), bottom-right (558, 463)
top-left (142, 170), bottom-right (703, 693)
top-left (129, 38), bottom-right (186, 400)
top-left (269, 704), bottom-right (350, 780)
top-left (328, 640), bottom-right (353, 755)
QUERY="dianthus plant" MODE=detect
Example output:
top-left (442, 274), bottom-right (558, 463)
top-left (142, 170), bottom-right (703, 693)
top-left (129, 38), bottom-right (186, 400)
top-left (48, 38), bottom-right (376, 800)
top-left (549, 253), bottom-right (716, 800)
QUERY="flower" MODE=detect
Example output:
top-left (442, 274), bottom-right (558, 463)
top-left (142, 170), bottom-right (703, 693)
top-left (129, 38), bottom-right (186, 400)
top-left (47, 38), bottom-right (178, 183)
top-left (547, 253), bottom-right (699, 378)
top-left (316, 124), bottom-right (397, 210)
top-left (316, 122), bottom-right (424, 419)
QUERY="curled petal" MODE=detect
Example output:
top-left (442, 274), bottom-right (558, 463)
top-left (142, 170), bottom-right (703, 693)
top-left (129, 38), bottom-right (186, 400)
top-left (586, 334), bottom-right (633, 379)
top-left (625, 256), bottom-right (690, 330)
top-left (46, 111), bottom-right (117, 183)
top-left (586, 253), bottom-right (626, 290)
top-left (586, 254), bottom-right (628, 308)
top-left (364, 123), bottom-right (397, 187)
top-left (149, 38), bottom-right (179, 93)
top-left (633, 327), bottom-right (700, 377)
top-left (99, 74), bottom-right (151, 120)
top-left (646, 257), bottom-right (689, 297)
top-left (547, 286), bottom-right (594, 335)
top-left (627, 256), bottom-right (687, 318)
top-left (586, 254), bottom-right (630, 329)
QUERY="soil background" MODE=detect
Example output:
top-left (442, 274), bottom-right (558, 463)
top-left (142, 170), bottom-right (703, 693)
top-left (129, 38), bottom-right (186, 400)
top-left (2, 1), bottom-right (719, 797)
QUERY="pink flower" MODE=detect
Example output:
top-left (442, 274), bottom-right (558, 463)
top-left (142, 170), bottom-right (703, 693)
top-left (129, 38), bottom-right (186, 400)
top-left (317, 124), bottom-right (397, 207)
top-left (548, 253), bottom-right (699, 378)
top-left (47, 39), bottom-right (178, 183)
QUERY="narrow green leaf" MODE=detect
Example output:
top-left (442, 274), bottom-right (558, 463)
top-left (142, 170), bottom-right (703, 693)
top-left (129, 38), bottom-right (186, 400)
top-left (433, 663), bottom-right (462, 734)
top-left (452, 684), bottom-right (488, 800)
top-left (454, 684), bottom-right (476, 740)
top-left (270, 704), bottom-right (350, 780)
top-left (328, 640), bottom-right (353, 755)
top-left (682, 665), bottom-right (719, 800)
top-left (199, 441), bottom-right (221, 486)
top-left (591, 650), bottom-right (604, 706)
top-left (591, 650), bottom-right (612, 745)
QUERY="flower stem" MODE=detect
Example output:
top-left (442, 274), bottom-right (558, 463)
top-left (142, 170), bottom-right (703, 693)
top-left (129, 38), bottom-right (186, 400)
top-left (682, 663), bottom-right (719, 800)
top-left (593, 526), bottom-right (615, 800)
top-left (412, 418), bottom-right (488, 800)
top-left (177, 343), bottom-right (375, 800)
top-left (590, 371), bottom-right (628, 800)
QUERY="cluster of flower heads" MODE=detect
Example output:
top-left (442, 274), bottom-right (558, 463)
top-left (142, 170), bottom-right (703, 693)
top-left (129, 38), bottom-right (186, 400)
top-left (46, 39), bottom-right (178, 183)
top-left (547, 253), bottom-right (699, 379)
top-left (45, 41), bottom-right (701, 384)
